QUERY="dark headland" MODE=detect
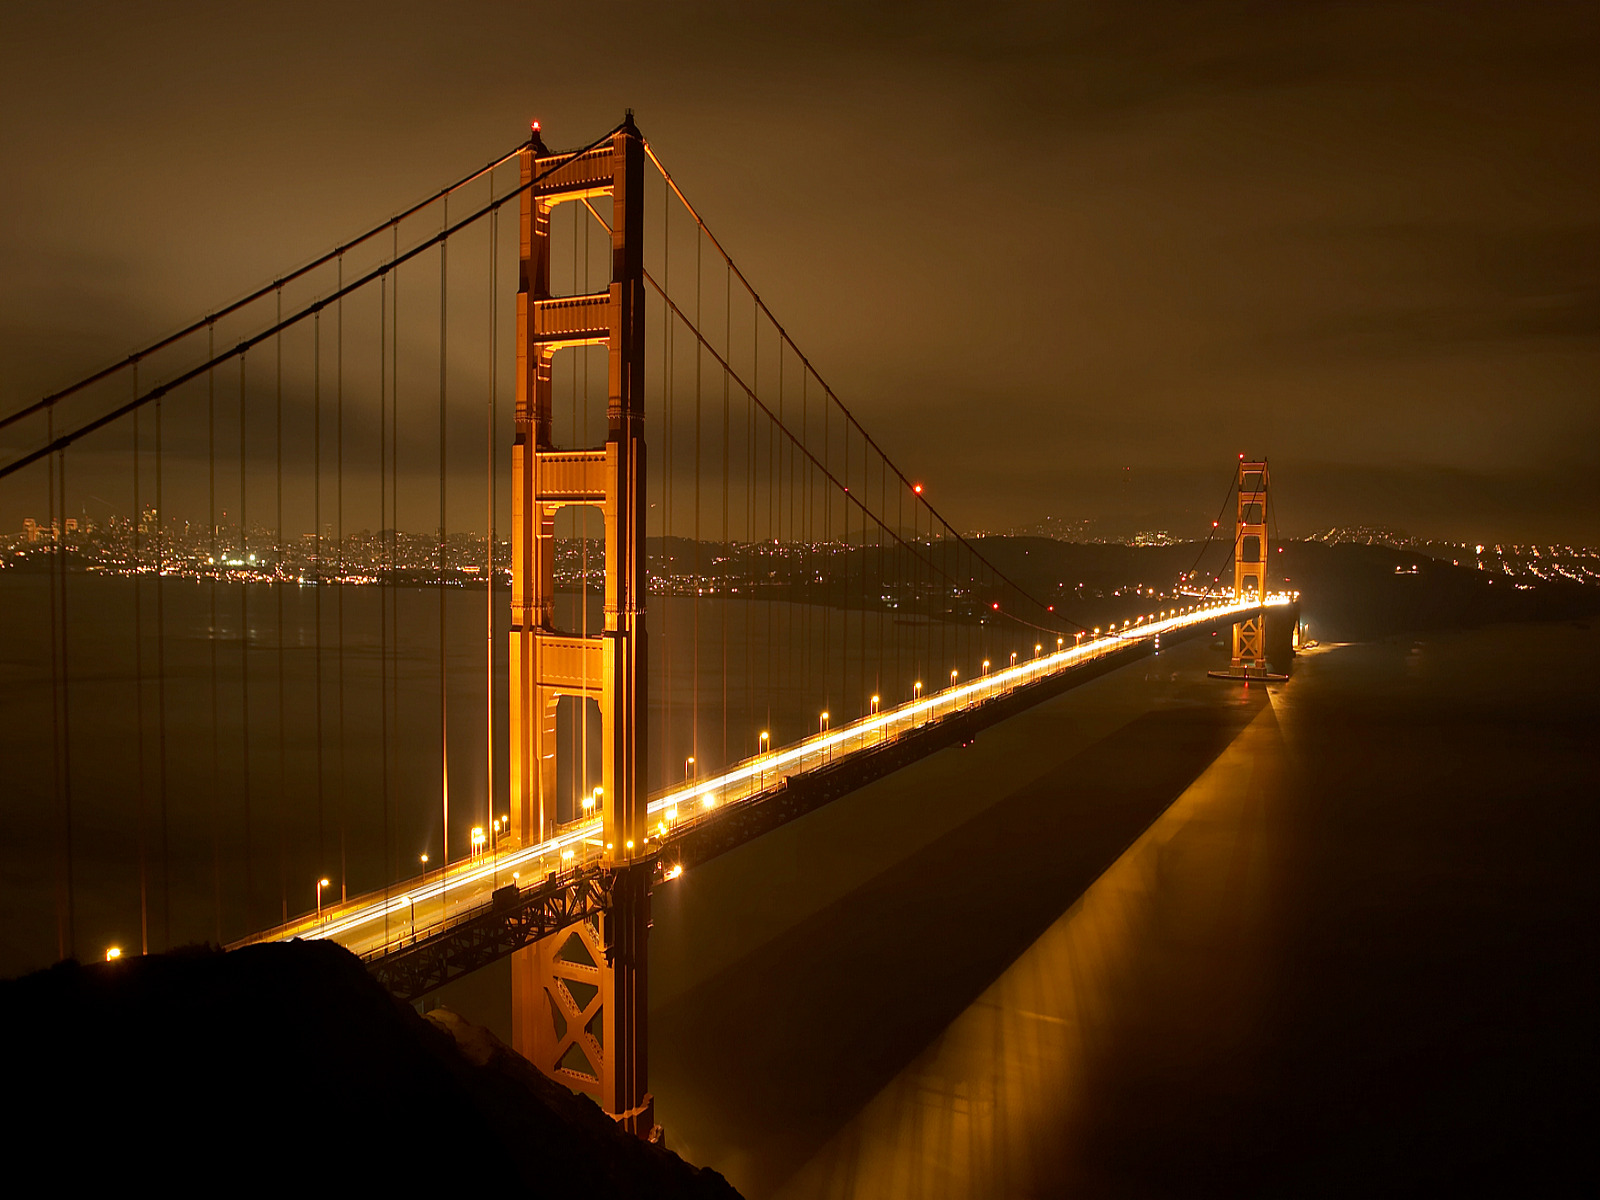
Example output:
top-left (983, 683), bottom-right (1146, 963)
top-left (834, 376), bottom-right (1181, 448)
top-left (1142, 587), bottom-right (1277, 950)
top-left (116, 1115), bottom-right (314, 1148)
top-left (1, 939), bottom-right (741, 1196)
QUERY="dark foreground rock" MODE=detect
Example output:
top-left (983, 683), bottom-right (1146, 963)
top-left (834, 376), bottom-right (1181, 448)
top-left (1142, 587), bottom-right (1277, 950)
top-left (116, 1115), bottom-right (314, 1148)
top-left (1, 939), bottom-right (741, 1196)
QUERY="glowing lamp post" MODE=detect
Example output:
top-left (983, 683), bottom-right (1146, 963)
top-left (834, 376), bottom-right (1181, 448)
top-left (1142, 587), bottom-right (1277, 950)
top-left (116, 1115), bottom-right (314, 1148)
top-left (759, 730), bottom-right (770, 787)
top-left (316, 877), bottom-right (331, 921)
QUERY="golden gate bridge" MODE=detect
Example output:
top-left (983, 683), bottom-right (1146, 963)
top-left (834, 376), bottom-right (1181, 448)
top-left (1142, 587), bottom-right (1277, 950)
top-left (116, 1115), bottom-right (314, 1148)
top-left (0, 115), bottom-right (1294, 1139)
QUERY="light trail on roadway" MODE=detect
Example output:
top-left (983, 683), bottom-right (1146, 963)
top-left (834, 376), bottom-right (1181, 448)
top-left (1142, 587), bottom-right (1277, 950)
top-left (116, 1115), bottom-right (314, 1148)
top-left (233, 595), bottom-right (1294, 961)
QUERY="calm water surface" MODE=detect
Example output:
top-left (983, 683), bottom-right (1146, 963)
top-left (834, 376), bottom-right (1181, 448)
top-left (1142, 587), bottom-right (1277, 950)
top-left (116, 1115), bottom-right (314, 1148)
top-left (4, 568), bottom-right (1593, 1194)
top-left (648, 621), bottom-right (1598, 1197)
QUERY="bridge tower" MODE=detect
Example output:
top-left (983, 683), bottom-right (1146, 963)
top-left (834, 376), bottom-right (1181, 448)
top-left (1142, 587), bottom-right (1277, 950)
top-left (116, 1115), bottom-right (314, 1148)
top-left (1231, 459), bottom-right (1269, 672)
top-left (507, 118), bottom-right (654, 1137)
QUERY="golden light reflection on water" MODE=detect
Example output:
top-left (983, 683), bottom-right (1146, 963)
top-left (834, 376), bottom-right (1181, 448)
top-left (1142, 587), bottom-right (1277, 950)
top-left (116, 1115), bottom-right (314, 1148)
top-left (774, 694), bottom-right (1290, 1200)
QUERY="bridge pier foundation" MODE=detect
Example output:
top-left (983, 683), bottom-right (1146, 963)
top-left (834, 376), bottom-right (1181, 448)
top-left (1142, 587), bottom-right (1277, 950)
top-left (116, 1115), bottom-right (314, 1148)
top-left (510, 863), bottom-right (654, 1138)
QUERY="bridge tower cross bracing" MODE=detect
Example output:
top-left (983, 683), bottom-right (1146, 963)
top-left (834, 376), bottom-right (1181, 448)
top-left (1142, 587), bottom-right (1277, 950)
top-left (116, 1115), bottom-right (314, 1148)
top-left (1231, 459), bottom-right (1269, 672)
top-left (507, 117), bottom-right (654, 1137)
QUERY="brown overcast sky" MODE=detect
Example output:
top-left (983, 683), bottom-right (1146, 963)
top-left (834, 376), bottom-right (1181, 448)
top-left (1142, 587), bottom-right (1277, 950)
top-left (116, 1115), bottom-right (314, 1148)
top-left (2, 1), bottom-right (1596, 542)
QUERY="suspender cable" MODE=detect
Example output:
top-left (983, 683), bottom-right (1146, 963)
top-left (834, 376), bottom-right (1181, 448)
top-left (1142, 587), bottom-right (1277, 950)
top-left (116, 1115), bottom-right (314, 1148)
top-left (46, 417), bottom-right (62, 960)
top-left (692, 225), bottom-right (702, 773)
top-left (274, 287), bottom-right (286, 925)
top-left (581, 202), bottom-right (591, 803)
top-left (379, 268), bottom-right (391, 942)
top-left (132, 380), bottom-right (149, 955)
top-left (485, 184), bottom-right (496, 861)
top-left (239, 353), bottom-right (253, 930)
top-left (391, 231), bottom-right (401, 886)
top-left (157, 390), bottom-right (174, 947)
top-left (57, 445), bottom-right (76, 958)
top-left (337, 256), bottom-right (347, 902)
top-left (208, 323), bottom-right (222, 942)
top-left (660, 177), bottom-right (672, 785)
top-left (314, 311), bottom-right (325, 895)
top-left (722, 261), bottom-right (730, 768)
top-left (439, 197), bottom-right (450, 877)
top-left (46, 409), bottom-right (71, 960)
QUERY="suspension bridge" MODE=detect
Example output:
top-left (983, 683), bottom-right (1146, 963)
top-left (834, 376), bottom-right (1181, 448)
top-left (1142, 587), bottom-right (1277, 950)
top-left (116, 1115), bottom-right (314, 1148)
top-left (0, 116), bottom-right (1296, 1140)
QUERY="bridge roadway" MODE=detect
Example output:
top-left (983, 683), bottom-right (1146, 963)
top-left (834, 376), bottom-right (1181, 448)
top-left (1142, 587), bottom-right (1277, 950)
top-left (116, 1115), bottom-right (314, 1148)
top-left (234, 596), bottom-right (1295, 988)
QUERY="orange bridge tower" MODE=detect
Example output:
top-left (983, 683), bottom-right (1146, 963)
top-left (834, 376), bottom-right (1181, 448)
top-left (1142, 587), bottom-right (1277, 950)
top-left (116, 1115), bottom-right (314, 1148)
top-left (507, 117), bottom-right (654, 1137)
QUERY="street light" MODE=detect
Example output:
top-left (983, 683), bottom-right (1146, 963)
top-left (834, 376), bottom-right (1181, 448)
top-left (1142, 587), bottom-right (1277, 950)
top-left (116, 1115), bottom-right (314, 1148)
top-left (316, 877), bottom-right (331, 920)
top-left (1009, 652), bottom-right (1017, 668)
top-left (820, 711), bottom-right (830, 762)
top-left (685, 756), bottom-right (696, 784)
top-left (982, 659), bottom-right (990, 676)
top-left (759, 730), bottom-right (770, 787)
top-left (105, 947), bottom-right (122, 962)
top-left (1035, 643), bottom-right (1042, 658)
top-left (400, 895), bottom-right (416, 942)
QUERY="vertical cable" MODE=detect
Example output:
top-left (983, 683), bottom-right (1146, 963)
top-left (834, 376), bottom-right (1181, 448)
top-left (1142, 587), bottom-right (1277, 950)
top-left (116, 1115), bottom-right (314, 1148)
top-left (392, 235), bottom-right (401, 884)
top-left (486, 182), bottom-right (497, 853)
top-left (239, 353), bottom-right (253, 929)
top-left (574, 201), bottom-right (585, 812)
top-left (47, 414), bottom-right (63, 959)
top-left (337, 256), bottom-right (347, 901)
top-left (439, 197), bottom-right (450, 874)
top-left (692, 226), bottom-right (701, 771)
top-left (46, 407), bottom-right (75, 960)
top-left (581, 201), bottom-right (591, 803)
top-left (274, 286), bottom-right (286, 924)
top-left (661, 179), bottom-right (671, 786)
top-left (58, 446), bottom-right (76, 957)
top-left (208, 323), bottom-right (222, 941)
top-left (722, 261), bottom-right (730, 768)
top-left (132, 375), bottom-right (148, 954)
top-left (314, 310), bottom-right (325, 894)
top-left (746, 298), bottom-right (755, 756)
top-left (156, 387), bottom-right (170, 947)
top-left (379, 267), bottom-right (392, 939)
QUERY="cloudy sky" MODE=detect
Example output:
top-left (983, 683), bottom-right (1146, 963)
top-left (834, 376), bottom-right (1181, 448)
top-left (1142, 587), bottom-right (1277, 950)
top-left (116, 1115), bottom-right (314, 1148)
top-left (2, 1), bottom-right (1596, 541)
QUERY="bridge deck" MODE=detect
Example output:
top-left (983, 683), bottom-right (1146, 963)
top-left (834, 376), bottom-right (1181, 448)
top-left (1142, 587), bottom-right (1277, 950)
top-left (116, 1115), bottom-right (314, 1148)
top-left (234, 597), bottom-right (1293, 995)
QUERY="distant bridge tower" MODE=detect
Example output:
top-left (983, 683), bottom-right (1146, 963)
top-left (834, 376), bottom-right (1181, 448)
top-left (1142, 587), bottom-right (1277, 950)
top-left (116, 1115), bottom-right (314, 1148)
top-left (507, 117), bottom-right (654, 1137)
top-left (1231, 459), bottom-right (1269, 672)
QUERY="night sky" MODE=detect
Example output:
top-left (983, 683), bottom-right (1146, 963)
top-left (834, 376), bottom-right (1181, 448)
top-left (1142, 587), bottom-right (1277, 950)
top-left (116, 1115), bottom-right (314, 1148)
top-left (3, 1), bottom-right (1596, 542)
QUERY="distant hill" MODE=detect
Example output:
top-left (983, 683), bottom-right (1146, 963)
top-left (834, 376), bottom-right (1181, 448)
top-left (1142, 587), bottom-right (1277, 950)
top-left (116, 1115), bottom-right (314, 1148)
top-left (967, 536), bottom-right (1600, 641)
